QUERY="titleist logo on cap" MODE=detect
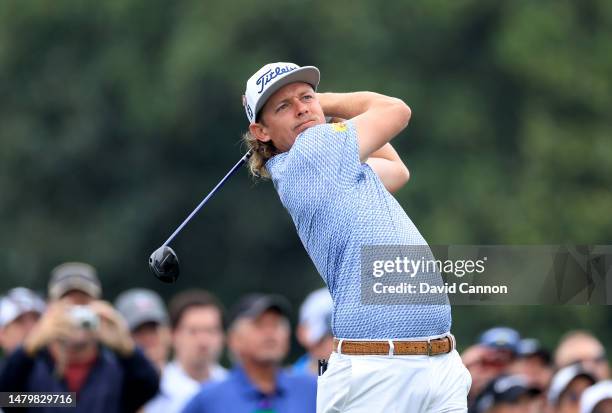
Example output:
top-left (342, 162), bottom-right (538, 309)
top-left (243, 62), bottom-right (320, 123)
top-left (256, 65), bottom-right (297, 93)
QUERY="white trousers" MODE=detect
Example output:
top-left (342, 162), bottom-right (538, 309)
top-left (317, 347), bottom-right (471, 413)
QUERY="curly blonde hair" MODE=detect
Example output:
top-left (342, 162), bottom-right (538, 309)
top-left (241, 130), bottom-right (279, 179)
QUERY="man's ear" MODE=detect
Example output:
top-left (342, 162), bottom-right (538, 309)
top-left (249, 122), bottom-right (271, 143)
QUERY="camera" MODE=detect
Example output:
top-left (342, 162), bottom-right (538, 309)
top-left (68, 305), bottom-right (99, 330)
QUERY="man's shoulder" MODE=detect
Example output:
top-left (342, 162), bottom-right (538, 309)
top-left (192, 373), bottom-right (237, 400)
top-left (280, 368), bottom-right (317, 390)
top-left (268, 121), bottom-right (356, 176)
top-left (294, 121), bottom-right (353, 149)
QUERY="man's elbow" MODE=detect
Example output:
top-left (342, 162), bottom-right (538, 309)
top-left (389, 164), bottom-right (410, 193)
top-left (399, 164), bottom-right (410, 186)
top-left (391, 99), bottom-right (412, 128)
top-left (403, 165), bottom-right (410, 183)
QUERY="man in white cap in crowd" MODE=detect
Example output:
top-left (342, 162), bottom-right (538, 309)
top-left (293, 287), bottom-right (333, 375)
top-left (0, 287), bottom-right (46, 356)
top-left (580, 381), bottom-right (612, 413)
top-left (115, 288), bottom-right (172, 373)
top-left (548, 364), bottom-right (597, 413)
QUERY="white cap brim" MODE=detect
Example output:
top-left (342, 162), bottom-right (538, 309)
top-left (253, 66), bottom-right (320, 121)
top-left (581, 381), bottom-right (612, 413)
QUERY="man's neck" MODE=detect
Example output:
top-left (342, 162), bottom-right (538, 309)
top-left (241, 359), bottom-right (278, 395)
top-left (180, 359), bottom-right (211, 383)
top-left (49, 342), bottom-right (98, 364)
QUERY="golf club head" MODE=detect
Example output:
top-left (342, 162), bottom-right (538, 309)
top-left (149, 246), bottom-right (180, 283)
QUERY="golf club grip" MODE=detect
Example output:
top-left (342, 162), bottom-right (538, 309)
top-left (162, 150), bottom-right (253, 247)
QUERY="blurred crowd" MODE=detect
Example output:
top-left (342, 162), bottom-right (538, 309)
top-left (0, 262), bottom-right (326, 413)
top-left (462, 327), bottom-right (612, 413)
top-left (1, 262), bottom-right (612, 413)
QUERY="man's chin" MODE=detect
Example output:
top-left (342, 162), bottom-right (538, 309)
top-left (253, 354), bottom-right (285, 365)
top-left (295, 119), bottom-right (321, 135)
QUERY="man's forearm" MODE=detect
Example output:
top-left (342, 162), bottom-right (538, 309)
top-left (318, 91), bottom-right (411, 161)
top-left (317, 92), bottom-right (404, 120)
top-left (369, 143), bottom-right (402, 163)
top-left (366, 144), bottom-right (410, 193)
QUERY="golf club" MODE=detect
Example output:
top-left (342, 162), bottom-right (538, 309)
top-left (149, 150), bottom-right (252, 283)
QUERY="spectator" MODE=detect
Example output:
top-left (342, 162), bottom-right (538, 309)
top-left (0, 262), bottom-right (159, 413)
top-left (115, 288), bottom-right (171, 372)
top-left (464, 327), bottom-right (520, 405)
top-left (479, 327), bottom-right (520, 360)
top-left (548, 364), bottom-right (597, 413)
top-left (469, 374), bottom-right (541, 413)
top-left (555, 331), bottom-right (609, 380)
top-left (580, 381), bottom-right (612, 413)
top-left (145, 290), bottom-right (226, 413)
top-left (463, 345), bottom-right (501, 404)
top-left (0, 288), bottom-right (46, 355)
top-left (182, 293), bottom-right (316, 413)
top-left (293, 288), bottom-right (333, 375)
top-left (509, 338), bottom-right (553, 391)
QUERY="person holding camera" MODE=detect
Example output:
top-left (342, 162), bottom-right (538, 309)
top-left (0, 262), bottom-right (159, 413)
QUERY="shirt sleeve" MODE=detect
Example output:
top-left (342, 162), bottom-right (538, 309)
top-left (287, 120), bottom-right (363, 190)
top-left (118, 347), bottom-right (160, 412)
top-left (0, 346), bottom-right (35, 392)
top-left (180, 392), bottom-right (207, 413)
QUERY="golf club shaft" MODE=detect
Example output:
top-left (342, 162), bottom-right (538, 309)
top-left (162, 150), bottom-right (252, 247)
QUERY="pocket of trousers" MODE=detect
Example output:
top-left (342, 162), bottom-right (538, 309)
top-left (317, 353), bottom-right (353, 413)
top-left (453, 350), bottom-right (472, 393)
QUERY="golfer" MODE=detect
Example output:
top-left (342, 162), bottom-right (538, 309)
top-left (242, 62), bottom-right (471, 412)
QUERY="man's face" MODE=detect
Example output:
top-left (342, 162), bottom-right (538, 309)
top-left (173, 306), bottom-right (224, 367)
top-left (60, 290), bottom-right (94, 306)
top-left (556, 336), bottom-right (609, 380)
top-left (593, 399), bottom-right (612, 413)
top-left (132, 321), bottom-right (171, 369)
top-left (509, 355), bottom-right (553, 391)
top-left (229, 310), bottom-right (290, 365)
top-left (310, 335), bottom-right (334, 360)
top-left (0, 312), bottom-right (40, 353)
top-left (463, 346), bottom-right (512, 399)
top-left (250, 82), bottom-right (325, 153)
top-left (296, 324), bottom-right (333, 360)
top-left (558, 377), bottom-right (595, 413)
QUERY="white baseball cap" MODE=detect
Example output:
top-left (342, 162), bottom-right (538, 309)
top-left (243, 62), bottom-right (320, 123)
top-left (299, 288), bottom-right (333, 345)
top-left (548, 364), bottom-right (597, 405)
top-left (0, 287), bottom-right (46, 328)
top-left (581, 381), bottom-right (612, 413)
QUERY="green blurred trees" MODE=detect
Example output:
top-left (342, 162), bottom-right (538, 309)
top-left (1, 0), bottom-right (611, 353)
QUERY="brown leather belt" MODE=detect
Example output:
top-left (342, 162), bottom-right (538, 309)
top-left (333, 336), bottom-right (454, 356)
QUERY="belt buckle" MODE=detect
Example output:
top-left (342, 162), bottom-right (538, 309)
top-left (426, 338), bottom-right (433, 356)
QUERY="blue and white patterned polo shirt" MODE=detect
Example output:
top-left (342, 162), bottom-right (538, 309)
top-left (266, 121), bottom-right (451, 339)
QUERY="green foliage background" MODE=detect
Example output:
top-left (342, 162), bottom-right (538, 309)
top-left (1, 0), bottom-right (611, 356)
